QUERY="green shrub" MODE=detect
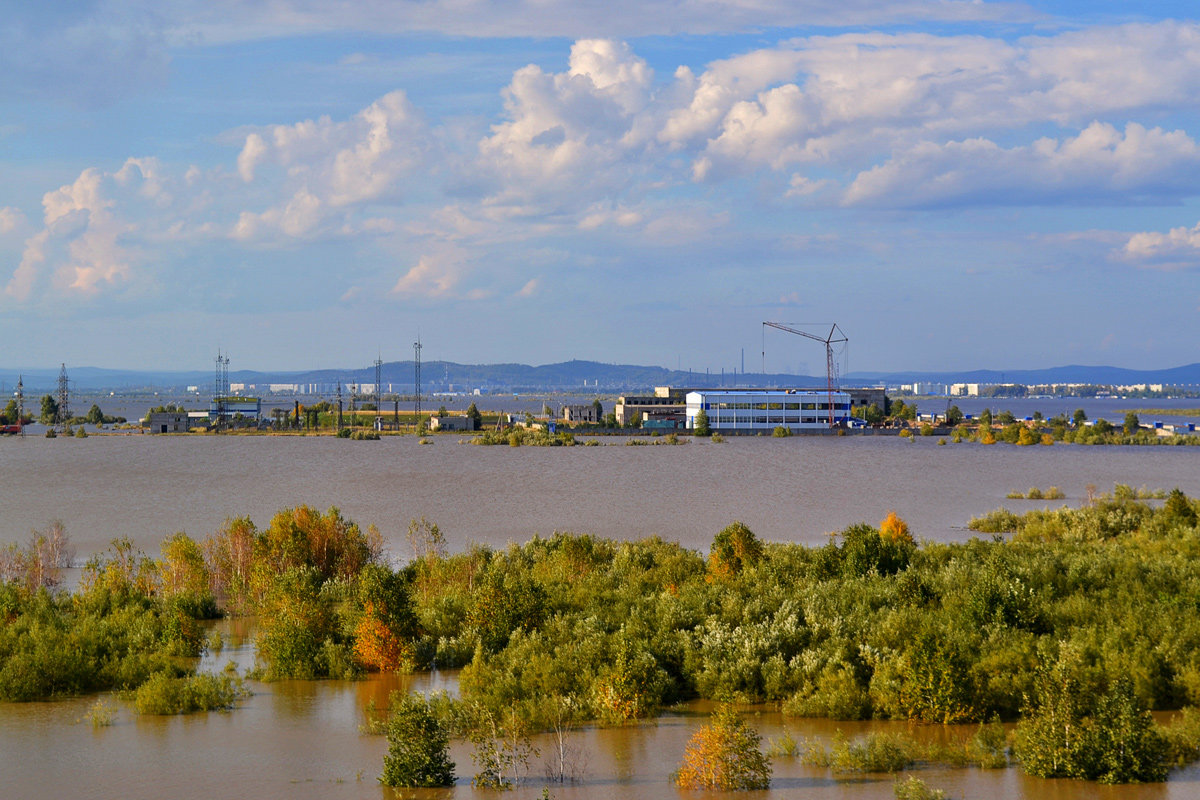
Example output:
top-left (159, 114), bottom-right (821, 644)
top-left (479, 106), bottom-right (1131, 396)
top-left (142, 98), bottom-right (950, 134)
top-left (83, 697), bottom-right (117, 728)
top-left (1163, 707), bottom-right (1200, 767)
top-left (968, 508), bottom-right (1023, 533)
top-left (133, 671), bottom-right (245, 715)
top-left (380, 693), bottom-right (455, 787)
top-left (826, 731), bottom-right (918, 773)
top-left (893, 776), bottom-right (947, 800)
top-left (967, 720), bottom-right (1010, 768)
top-left (1015, 654), bottom-right (1168, 783)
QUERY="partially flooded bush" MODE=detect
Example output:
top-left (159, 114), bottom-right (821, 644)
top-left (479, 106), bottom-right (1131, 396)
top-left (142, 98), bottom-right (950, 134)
top-left (380, 693), bottom-right (455, 787)
top-left (674, 705), bottom-right (771, 790)
top-left (893, 776), bottom-right (947, 800)
top-left (133, 671), bottom-right (245, 715)
top-left (819, 731), bottom-right (919, 773)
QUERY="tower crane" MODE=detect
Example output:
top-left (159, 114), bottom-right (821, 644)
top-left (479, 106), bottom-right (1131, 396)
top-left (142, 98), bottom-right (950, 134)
top-left (762, 322), bottom-right (848, 426)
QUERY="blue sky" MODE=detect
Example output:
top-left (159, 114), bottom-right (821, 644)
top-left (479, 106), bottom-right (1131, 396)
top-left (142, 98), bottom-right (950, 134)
top-left (3, 1), bottom-right (1199, 374)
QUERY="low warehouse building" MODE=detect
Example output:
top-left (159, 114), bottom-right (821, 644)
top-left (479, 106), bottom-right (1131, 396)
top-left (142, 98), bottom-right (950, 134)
top-left (430, 415), bottom-right (473, 432)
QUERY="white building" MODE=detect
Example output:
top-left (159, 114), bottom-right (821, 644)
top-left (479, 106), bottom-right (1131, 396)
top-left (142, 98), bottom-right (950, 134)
top-left (685, 389), bottom-right (852, 433)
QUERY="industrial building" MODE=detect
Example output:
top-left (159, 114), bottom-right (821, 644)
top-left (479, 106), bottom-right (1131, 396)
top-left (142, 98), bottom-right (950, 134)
top-left (210, 397), bottom-right (262, 422)
top-left (618, 385), bottom-right (883, 431)
top-left (561, 404), bottom-right (600, 423)
top-left (430, 415), bottom-right (473, 432)
top-left (614, 387), bottom-right (689, 426)
top-left (686, 388), bottom-right (853, 433)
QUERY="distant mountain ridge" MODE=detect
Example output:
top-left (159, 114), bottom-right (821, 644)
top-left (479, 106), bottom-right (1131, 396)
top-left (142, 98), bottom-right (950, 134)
top-left (845, 363), bottom-right (1200, 386)
top-left (3, 360), bottom-right (1199, 393)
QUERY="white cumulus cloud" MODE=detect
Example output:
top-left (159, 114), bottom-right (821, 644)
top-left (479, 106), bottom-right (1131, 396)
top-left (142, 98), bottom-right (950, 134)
top-left (843, 122), bottom-right (1200, 207)
top-left (477, 39), bottom-right (655, 209)
top-left (231, 91), bottom-right (427, 240)
top-left (1122, 223), bottom-right (1200, 270)
top-left (391, 254), bottom-right (462, 297)
top-left (675, 23), bottom-right (1200, 187)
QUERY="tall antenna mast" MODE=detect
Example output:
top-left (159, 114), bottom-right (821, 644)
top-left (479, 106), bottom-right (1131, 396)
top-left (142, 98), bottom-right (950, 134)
top-left (413, 337), bottom-right (422, 427)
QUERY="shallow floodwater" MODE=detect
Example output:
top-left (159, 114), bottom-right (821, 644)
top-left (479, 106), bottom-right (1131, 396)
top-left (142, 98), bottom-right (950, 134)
top-left (3, 433), bottom-right (1200, 559)
top-left (3, 626), bottom-right (1199, 800)
top-left (3, 435), bottom-right (1200, 799)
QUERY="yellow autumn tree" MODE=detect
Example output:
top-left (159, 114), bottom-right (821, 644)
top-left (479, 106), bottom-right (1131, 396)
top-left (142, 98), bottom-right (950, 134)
top-left (675, 705), bottom-right (771, 790)
top-left (879, 512), bottom-right (913, 545)
top-left (707, 521), bottom-right (763, 582)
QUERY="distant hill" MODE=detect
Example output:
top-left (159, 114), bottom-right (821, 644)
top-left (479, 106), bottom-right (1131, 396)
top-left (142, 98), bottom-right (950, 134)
top-left (3, 360), bottom-right (1199, 394)
top-left (845, 363), bottom-right (1200, 387)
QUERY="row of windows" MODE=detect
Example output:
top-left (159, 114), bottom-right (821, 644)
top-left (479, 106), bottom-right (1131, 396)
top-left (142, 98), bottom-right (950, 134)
top-left (705, 402), bottom-right (850, 412)
top-left (704, 415), bottom-right (844, 425)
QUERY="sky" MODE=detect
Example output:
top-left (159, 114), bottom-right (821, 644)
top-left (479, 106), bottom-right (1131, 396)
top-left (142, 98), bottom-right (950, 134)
top-left (3, 1), bottom-right (1200, 375)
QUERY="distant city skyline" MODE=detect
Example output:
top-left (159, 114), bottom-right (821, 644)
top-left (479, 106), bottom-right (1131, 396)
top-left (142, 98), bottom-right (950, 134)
top-left (3, 2), bottom-right (1199, 373)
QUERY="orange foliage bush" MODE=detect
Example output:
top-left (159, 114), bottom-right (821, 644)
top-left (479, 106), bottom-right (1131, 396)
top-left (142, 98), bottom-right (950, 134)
top-left (353, 601), bottom-right (412, 672)
top-left (879, 512), bottom-right (913, 545)
top-left (675, 705), bottom-right (771, 790)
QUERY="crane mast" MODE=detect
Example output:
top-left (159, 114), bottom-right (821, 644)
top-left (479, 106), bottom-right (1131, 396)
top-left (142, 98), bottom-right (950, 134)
top-left (762, 322), bottom-right (848, 426)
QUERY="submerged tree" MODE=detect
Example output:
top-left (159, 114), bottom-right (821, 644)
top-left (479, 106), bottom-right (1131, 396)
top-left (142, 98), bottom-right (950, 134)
top-left (380, 693), bottom-right (455, 788)
top-left (1015, 649), bottom-right (1167, 783)
top-left (675, 705), bottom-right (771, 790)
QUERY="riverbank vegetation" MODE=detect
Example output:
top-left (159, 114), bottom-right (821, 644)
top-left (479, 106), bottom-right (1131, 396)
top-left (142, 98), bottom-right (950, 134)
top-left (0, 532), bottom-right (219, 704)
top-left (937, 408), bottom-right (1200, 447)
top-left (6, 492), bottom-right (1200, 784)
top-left (471, 427), bottom-right (577, 446)
top-left (1005, 486), bottom-right (1065, 500)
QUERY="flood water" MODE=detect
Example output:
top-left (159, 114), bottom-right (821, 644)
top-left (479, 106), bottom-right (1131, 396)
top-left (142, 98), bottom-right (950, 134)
top-left (4, 432), bottom-right (1200, 559)
top-left (3, 433), bottom-right (1200, 799)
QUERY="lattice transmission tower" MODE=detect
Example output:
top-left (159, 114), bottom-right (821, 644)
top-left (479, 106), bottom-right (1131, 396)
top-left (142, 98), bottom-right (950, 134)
top-left (16, 374), bottom-right (24, 437)
top-left (214, 349), bottom-right (230, 420)
top-left (55, 364), bottom-right (70, 431)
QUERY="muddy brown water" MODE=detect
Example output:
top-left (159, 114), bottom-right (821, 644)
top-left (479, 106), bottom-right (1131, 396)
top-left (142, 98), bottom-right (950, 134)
top-left (3, 435), bottom-right (1200, 798)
